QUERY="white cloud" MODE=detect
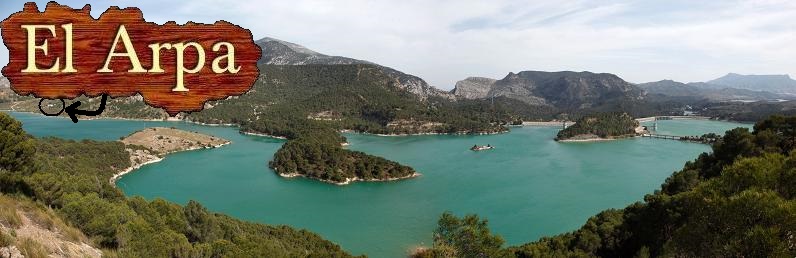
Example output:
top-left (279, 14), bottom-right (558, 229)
top-left (1, 0), bottom-right (795, 88)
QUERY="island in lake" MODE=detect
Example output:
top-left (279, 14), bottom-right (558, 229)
top-left (113, 127), bottom-right (230, 183)
top-left (555, 113), bottom-right (642, 142)
top-left (271, 139), bottom-right (420, 185)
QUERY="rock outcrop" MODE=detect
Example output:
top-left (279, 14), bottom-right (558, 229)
top-left (451, 77), bottom-right (496, 99)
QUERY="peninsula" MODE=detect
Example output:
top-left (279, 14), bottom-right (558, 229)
top-left (113, 127), bottom-right (229, 183)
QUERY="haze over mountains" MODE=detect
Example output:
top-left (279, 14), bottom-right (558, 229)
top-left (704, 73), bottom-right (796, 94)
top-left (453, 71), bottom-right (796, 105)
top-left (638, 79), bottom-right (794, 101)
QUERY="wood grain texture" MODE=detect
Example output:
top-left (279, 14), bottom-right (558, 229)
top-left (1, 2), bottom-right (261, 115)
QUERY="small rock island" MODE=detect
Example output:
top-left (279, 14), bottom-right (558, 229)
top-left (556, 113), bottom-right (640, 142)
top-left (113, 127), bottom-right (229, 183)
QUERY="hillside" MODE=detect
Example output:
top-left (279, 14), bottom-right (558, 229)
top-left (639, 79), bottom-right (791, 101)
top-left (257, 37), bottom-right (452, 100)
top-left (0, 77), bottom-right (8, 88)
top-left (0, 113), bottom-right (359, 257)
top-left (0, 195), bottom-right (101, 257)
top-left (189, 64), bottom-right (504, 135)
top-left (704, 73), bottom-right (796, 94)
top-left (695, 100), bottom-right (796, 122)
top-left (451, 71), bottom-right (645, 109)
top-left (8, 94), bottom-right (170, 120)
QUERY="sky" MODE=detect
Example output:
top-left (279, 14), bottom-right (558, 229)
top-left (1, 0), bottom-right (795, 89)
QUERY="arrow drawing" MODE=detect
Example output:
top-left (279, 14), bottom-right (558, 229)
top-left (65, 94), bottom-right (108, 123)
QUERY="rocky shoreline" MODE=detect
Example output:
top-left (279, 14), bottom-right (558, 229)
top-left (276, 170), bottom-right (421, 186)
top-left (111, 128), bottom-right (231, 184)
top-left (556, 132), bottom-right (640, 142)
top-left (240, 130), bottom-right (288, 139)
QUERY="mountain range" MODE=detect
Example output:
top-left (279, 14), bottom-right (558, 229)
top-left (638, 79), bottom-right (793, 101)
top-left (0, 76), bottom-right (8, 88)
top-left (3, 36), bottom-right (795, 117)
top-left (256, 37), bottom-right (452, 100)
top-left (256, 38), bottom-right (796, 109)
top-left (453, 71), bottom-right (796, 105)
top-left (705, 73), bottom-right (796, 94)
top-left (451, 71), bottom-right (645, 109)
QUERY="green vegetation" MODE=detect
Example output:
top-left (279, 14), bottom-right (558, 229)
top-left (272, 139), bottom-right (416, 183)
top-left (0, 113), bottom-right (358, 257)
top-left (696, 100), bottom-right (796, 122)
top-left (412, 212), bottom-right (509, 258)
top-left (189, 64), bottom-right (511, 183)
top-left (189, 65), bottom-right (507, 135)
top-left (420, 115), bottom-right (796, 257)
top-left (1, 64), bottom-right (709, 183)
top-left (556, 112), bottom-right (639, 140)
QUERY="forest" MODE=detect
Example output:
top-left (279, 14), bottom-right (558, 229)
top-left (556, 112), bottom-right (639, 140)
top-left (416, 115), bottom-right (796, 257)
top-left (0, 113), bottom-right (358, 257)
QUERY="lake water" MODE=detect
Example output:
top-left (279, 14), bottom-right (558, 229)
top-left (5, 111), bottom-right (750, 257)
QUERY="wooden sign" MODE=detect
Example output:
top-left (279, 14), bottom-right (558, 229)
top-left (1, 2), bottom-right (261, 115)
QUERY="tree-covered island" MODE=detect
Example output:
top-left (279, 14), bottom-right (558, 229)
top-left (555, 112), bottom-right (641, 142)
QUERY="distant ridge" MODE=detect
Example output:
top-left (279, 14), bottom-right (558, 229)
top-left (256, 37), bottom-right (453, 100)
top-left (638, 79), bottom-right (791, 101)
top-left (703, 73), bottom-right (796, 94)
top-left (451, 71), bottom-right (644, 109)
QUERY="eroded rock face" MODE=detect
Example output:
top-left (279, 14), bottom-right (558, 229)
top-left (256, 37), bottom-right (453, 100)
top-left (451, 77), bottom-right (496, 99)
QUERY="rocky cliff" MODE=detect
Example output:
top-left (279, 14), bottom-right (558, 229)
top-left (450, 77), bottom-right (496, 99)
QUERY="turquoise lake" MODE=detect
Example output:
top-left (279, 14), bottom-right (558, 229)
top-left (5, 111), bottom-right (750, 257)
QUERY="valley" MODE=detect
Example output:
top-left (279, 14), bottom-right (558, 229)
top-left (1, 35), bottom-right (794, 257)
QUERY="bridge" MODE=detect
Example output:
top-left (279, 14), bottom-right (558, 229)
top-left (635, 116), bottom-right (717, 144)
top-left (635, 115), bottom-right (711, 133)
top-left (635, 116), bottom-right (710, 123)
